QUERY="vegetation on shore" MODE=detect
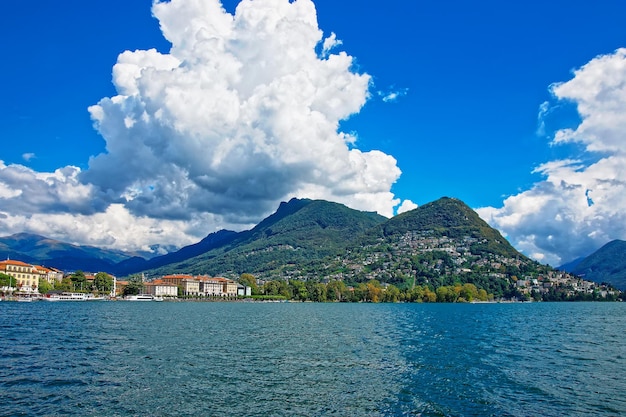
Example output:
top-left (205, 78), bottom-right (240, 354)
top-left (238, 275), bottom-right (623, 303)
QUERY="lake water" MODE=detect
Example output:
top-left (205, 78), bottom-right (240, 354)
top-left (0, 301), bottom-right (624, 416)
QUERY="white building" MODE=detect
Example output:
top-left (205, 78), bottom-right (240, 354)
top-left (144, 280), bottom-right (178, 297)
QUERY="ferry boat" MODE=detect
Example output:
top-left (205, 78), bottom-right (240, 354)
top-left (124, 294), bottom-right (163, 301)
top-left (42, 292), bottom-right (105, 301)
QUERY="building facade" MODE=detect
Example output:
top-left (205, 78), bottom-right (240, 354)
top-left (144, 280), bottom-right (178, 297)
top-left (181, 279), bottom-right (200, 296)
top-left (35, 266), bottom-right (64, 284)
top-left (159, 274), bottom-right (239, 297)
top-left (0, 259), bottom-right (40, 292)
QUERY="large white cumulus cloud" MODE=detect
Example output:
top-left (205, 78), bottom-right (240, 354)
top-left (0, 161), bottom-right (223, 251)
top-left (84, 0), bottom-right (403, 223)
top-left (478, 48), bottom-right (626, 266)
top-left (0, 162), bottom-right (95, 214)
top-left (0, 0), bottom-right (407, 253)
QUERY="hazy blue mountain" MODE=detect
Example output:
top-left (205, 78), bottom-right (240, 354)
top-left (0, 233), bottom-right (132, 271)
top-left (557, 257), bottom-right (585, 273)
top-left (568, 240), bottom-right (626, 290)
top-left (113, 229), bottom-right (239, 276)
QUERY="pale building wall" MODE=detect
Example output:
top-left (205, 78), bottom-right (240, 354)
top-left (0, 260), bottom-right (39, 292)
top-left (182, 279), bottom-right (200, 296)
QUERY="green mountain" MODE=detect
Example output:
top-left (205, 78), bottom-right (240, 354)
top-left (369, 197), bottom-right (520, 258)
top-left (314, 197), bottom-right (536, 296)
top-left (145, 198), bottom-right (387, 278)
top-left (142, 197), bottom-right (545, 298)
top-left (569, 240), bottom-right (626, 290)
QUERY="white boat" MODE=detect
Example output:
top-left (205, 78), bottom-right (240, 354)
top-left (125, 294), bottom-right (158, 301)
top-left (42, 292), bottom-right (105, 301)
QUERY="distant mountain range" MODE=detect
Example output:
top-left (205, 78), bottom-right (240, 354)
top-left (559, 240), bottom-right (626, 290)
top-left (3, 197), bottom-right (620, 295)
top-left (0, 232), bottom-right (131, 272)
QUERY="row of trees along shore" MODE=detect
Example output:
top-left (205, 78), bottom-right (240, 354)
top-left (239, 274), bottom-right (492, 303)
top-left (46, 271), bottom-right (115, 294)
top-left (238, 274), bottom-right (624, 302)
top-left (4, 270), bottom-right (620, 302)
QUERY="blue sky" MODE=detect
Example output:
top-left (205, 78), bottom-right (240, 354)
top-left (1, 0), bottom-right (626, 265)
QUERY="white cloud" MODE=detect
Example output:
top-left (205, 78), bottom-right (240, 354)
top-left (379, 87), bottom-right (408, 103)
top-left (0, 203), bottom-right (229, 253)
top-left (83, 0), bottom-right (401, 223)
top-left (22, 153), bottom-right (36, 162)
top-left (1, 0), bottom-right (406, 254)
top-left (0, 161), bottom-right (96, 215)
top-left (0, 159), bottom-right (252, 251)
top-left (396, 199), bottom-right (418, 214)
top-left (479, 48), bottom-right (626, 266)
top-left (321, 32), bottom-right (342, 56)
top-left (536, 101), bottom-right (550, 136)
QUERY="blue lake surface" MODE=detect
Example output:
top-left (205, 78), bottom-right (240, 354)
top-left (0, 301), bottom-right (624, 416)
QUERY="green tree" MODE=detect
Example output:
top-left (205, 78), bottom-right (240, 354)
top-left (353, 283), bottom-right (368, 302)
top-left (459, 283), bottom-right (478, 302)
top-left (278, 281), bottom-right (291, 299)
top-left (123, 281), bottom-right (143, 296)
top-left (70, 270), bottom-right (88, 292)
top-left (239, 273), bottom-right (259, 295)
top-left (382, 284), bottom-right (400, 302)
top-left (309, 283), bottom-right (327, 302)
top-left (93, 272), bottom-right (114, 294)
top-left (406, 285), bottom-right (425, 303)
top-left (436, 286), bottom-right (459, 302)
top-left (263, 280), bottom-right (281, 296)
top-left (38, 278), bottom-right (53, 294)
top-left (0, 273), bottom-right (15, 288)
top-left (327, 280), bottom-right (347, 301)
top-left (55, 276), bottom-right (72, 291)
top-left (290, 280), bottom-right (309, 301)
top-left (123, 274), bottom-right (144, 296)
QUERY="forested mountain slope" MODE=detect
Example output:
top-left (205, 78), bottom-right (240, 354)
top-left (568, 240), bottom-right (626, 290)
top-left (145, 198), bottom-right (387, 278)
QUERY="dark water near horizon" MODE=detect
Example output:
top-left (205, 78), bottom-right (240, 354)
top-left (0, 301), bottom-right (624, 416)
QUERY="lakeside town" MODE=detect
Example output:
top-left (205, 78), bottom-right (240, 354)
top-left (0, 256), bottom-right (621, 303)
top-left (0, 258), bottom-right (251, 302)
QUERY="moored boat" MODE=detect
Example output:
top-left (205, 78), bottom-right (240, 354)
top-left (125, 294), bottom-right (157, 301)
top-left (42, 292), bottom-right (105, 301)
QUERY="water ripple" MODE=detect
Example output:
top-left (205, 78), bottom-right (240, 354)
top-left (0, 302), bottom-right (625, 416)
